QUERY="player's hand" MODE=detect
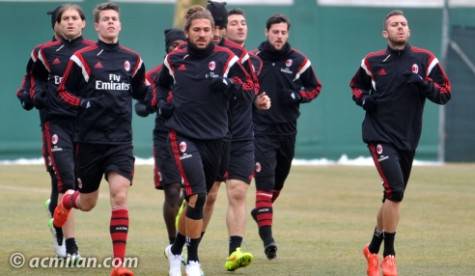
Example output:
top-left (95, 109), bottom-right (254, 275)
top-left (158, 99), bottom-right (174, 119)
top-left (284, 88), bottom-right (302, 104)
top-left (362, 95), bottom-right (377, 113)
top-left (135, 101), bottom-right (152, 117)
top-left (404, 72), bottom-right (427, 88)
top-left (17, 89), bottom-right (34, 111)
top-left (290, 91), bottom-right (302, 103)
top-left (209, 76), bottom-right (232, 95)
top-left (79, 98), bottom-right (92, 109)
top-left (33, 91), bottom-right (48, 109)
top-left (79, 96), bottom-right (103, 110)
top-left (255, 92), bottom-right (271, 110)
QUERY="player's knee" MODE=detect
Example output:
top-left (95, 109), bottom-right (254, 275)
top-left (164, 184), bottom-right (181, 207)
top-left (206, 188), bottom-right (219, 206)
top-left (388, 189), bottom-right (405, 202)
top-left (111, 191), bottom-right (127, 208)
top-left (80, 200), bottom-right (96, 211)
top-left (228, 183), bottom-right (247, 203)
top-left (186, 193), bottom-right (206, 220)
top-left (230, 189), bottom-right (246, 204)
top-left (255, 175), bottom-right (275, 192)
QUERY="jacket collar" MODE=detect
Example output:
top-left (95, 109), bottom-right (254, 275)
top-left (386, 44), bottom-right (411, 56)
top-left (258, 41), bottom-right (291, 61)
top-left (187, 40), bottom-right (215, 59)
top-left (97, 39), bottom-right (119, 51)
top-left (60, 35), bottom-right (84, 47)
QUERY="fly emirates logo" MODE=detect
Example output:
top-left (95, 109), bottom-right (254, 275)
top-left (95, 74), bottom-right (130, 92)
top-left (53, 75), bottom-right (63, 85)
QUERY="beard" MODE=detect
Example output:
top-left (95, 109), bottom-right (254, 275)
top-left (388, 35), bottom-right (408, 48)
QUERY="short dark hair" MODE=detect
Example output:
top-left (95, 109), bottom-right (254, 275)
top-left (57, 4), bottom-right (86, 23)
top-left (228, 8), bottom-right (245, 18)
top-left (384, 10), bottom-right (405, 30)
top-left (266, 14), bottom-right (290, 31)
top-left (93, 2), bottom-right (120, 23)
top-left (184, 9), bottom-right (214, 31)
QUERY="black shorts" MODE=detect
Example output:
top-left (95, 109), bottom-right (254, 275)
top-left (216, 139), bottom-right (231, 182)
top-left (41, 123), bottom-right (53, 173)
top-left (368, 143), bottom-right (415, 202)
top-left (153, 131), bottom-right (181, 189)
top-left (169, 130), bottom-right (225, 197)
top-left (43, 119), bottom-right (76, 193)
top-left (228, 140), bottom-right (254, 184)
top-left (254, 134), bottom-right (295, 192)
top-left (75, 143), bottom-right (135, 194)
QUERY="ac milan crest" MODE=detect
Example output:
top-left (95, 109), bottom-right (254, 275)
top-left (51, 134), bottom-right (59, 145)
top-left (179, 141), bottom-right (187, 153)
top-left (376, 144), bottom-right (383, 155)
top-left (378, 67), bottom-right (387, 76)
top-left (411, 64), bottom-right (419, 74)
top-left (285, 59), bottom-right (293, 67)
top-left (208, 61), bottom-right (216, 71)
top-left (124, 60), bottom-right (131, 72)
top-left (94, 61), bottom-right (103, 69)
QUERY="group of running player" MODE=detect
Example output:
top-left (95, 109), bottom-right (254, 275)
top-left (16, 2), bottom-right (450, 276)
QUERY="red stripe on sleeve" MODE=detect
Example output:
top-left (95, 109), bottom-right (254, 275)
top-left (57, 60), bottom-right (81, 107)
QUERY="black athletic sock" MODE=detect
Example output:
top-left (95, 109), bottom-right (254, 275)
top-left (368, 228), bottom-right (384, 254)
top-left (55, 226), bottom-right (64, 245)
top-left (186, 237), bottom-right (200, 263)
top-left (383, 232), bottom-right (396, 257)
top-left (168, 236), bottom-right (175, 245)
top-left (171, 233), bottom-right (186, 255)
top-left (259, 226), bottom-right (274, 246)
top-left (229, 236), bottom-right (243, 255)
top-left (65, 238), bottom-right (78, 254)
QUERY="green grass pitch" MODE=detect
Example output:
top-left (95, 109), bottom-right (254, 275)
top-left (1, 164), bottom-right (474, 275)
